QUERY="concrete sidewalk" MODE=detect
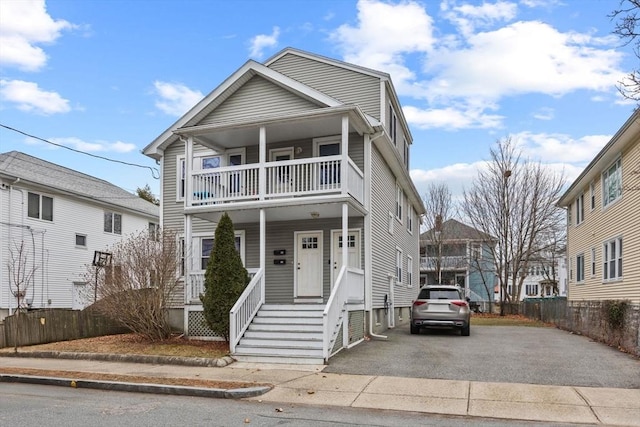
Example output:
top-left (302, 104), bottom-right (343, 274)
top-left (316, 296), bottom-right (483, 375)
top-left (1, 355), bottom-right (638, 426)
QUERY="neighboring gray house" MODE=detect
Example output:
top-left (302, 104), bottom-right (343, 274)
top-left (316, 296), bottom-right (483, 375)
top-left (0, 151), bottom-right (159, 319)
top-left (420, 219), bottom-right (496, 308)
top-left (143, 47), bottom-right (425, 364)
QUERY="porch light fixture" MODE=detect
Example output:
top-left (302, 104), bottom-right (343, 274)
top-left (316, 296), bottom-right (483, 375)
top-left (310, 212), bottom-right (320, 219)
top-left (295, 147), bottom-right (303, 154)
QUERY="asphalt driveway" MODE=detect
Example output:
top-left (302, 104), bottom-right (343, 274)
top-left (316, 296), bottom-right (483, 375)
top-left (323, 325), bottom-right (640, 389)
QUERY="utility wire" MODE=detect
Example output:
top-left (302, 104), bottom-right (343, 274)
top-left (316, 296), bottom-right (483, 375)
top-left (0, 123), bottom-right (160, 179)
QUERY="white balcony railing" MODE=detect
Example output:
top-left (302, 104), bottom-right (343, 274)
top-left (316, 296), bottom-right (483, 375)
top-left (187, 269), bottom-right (259, 302)
top-left (188, 156), bottom-right (364, 206)
top-left (420, 256), bottom-right (468, 271)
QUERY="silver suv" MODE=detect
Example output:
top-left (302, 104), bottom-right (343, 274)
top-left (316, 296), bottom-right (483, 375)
top-left (410, 285), bottom-right (471, 336)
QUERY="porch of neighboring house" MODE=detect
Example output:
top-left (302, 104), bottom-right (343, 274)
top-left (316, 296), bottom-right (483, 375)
top-left (178, 111), bottom-right (369, 364)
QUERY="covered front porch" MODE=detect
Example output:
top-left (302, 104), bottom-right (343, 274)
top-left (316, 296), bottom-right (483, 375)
top-left (182, 204), bottom-right (367, 364)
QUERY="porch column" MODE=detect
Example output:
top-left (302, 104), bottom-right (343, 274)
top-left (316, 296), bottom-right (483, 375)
top-left (341, 114), bottom-right (349, 195)
top-left (184, 213), bottom-right (193, 334)
top-left (259, 126), bottom-right (266, 200)
top-left (342, 202), bottom-right (349, 347)
top-left (185, 136), bottom-right (193, 206)
top-left (260, 208), bottom-right (266, 301)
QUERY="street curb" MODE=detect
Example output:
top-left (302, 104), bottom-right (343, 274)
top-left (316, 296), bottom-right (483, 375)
top-left (0, 374), bottom-right (271, 399)
top-left (0, 351), bottom-right (234, 367)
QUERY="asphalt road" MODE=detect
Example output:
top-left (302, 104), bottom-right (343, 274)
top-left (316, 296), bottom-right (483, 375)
top-left (324, 325), bottom-right (640, 388)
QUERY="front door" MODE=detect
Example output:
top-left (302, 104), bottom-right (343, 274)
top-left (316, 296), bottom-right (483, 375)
top-left (331, 230), bottom-right (360, 285)
top-left (295, 231), bottom-right (323, 298)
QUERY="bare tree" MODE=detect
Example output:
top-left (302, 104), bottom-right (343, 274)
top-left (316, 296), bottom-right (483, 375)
top-left (462, 138), bottom-right (565, 315)
top-left (7, 239), bottom-right (38, 351)
top-left (610, 0), bottom-right (640, 102)
top-left (421, 182), bottom-right (455, 283)
top-left (85, 228), bottom-right (181, 341)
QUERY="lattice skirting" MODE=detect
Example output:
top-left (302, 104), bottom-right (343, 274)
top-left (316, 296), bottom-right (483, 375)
top-left (186, 308), bottom-right (224, 340)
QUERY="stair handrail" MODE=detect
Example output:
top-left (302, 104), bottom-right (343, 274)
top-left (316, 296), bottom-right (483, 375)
top-left (322, 265), bottom-right (348, 361)
top-left (229, 267), bottom-right (265, 354)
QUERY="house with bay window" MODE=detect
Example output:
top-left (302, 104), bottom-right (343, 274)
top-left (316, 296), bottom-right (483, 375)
top-left (0, 151), bottom-right (159, 320)
top-left (557, 110), bottom-right (640, 303)
top-left (143, 48), bottom-right (425, 364)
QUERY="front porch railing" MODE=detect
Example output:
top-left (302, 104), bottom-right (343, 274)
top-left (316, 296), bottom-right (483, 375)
top-left (323, 266), bottom-right (349, 361)
top-left (229, 268), bottom-right (265, 354)
top-left (187, 269), bottom-right (258, 302)
top-left (420, 256), bottom-right (468, 271)
top-left (189, 156), bottom-right (364, 206)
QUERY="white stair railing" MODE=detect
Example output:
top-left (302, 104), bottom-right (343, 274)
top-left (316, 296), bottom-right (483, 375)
top-left (323, 265), bottom-right (348, 361)
top-left (229, 268), bottom-right (264, 353)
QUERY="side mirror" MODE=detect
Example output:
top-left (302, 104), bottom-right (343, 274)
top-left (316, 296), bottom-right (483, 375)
top-left (466, 297), bottom-right (471, 303)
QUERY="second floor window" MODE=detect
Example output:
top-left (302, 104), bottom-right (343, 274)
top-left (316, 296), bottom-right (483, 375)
top-left (104, 211), bottom-right (122, 234)
top-left (576, 193), bottom-right (584, 225)
top-left (396, 184), bottom-right (403, 221)
top-left (602, 158), bottom-right (622, 207)
top-left (389, 104), bottom-right (397, 145)
top-left (28, 192), bottom-right (53, 221)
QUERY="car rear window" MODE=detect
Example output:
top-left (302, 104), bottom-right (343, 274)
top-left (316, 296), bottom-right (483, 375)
top-left (418, 288), bottom-right (461, 300)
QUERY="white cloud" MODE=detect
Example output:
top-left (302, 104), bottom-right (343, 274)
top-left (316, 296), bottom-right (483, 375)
top-left (404, 104), bottom-right (504, 129)
top-left (330, 0), bottom-right (435, 92)
top-left (153, 81), bottom-right (203, 117)
top-left (248, 27), bottom-right (280, 59)
top-left (0, 79), bottom-right (70, 114)
top-left (513, 131), bottom-right (611, 163)
top-left (423, 21), bottom-right (624, 103)
top-left (46, 137), bottom-right (136, 153)
top-left (0, 0), bottom-right (76, 71)
top-left (532, 107), bottom-right (554, 120)
top-left (441, 0), bottom-right (517, 37)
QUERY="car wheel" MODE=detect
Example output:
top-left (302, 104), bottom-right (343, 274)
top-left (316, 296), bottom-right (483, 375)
top-left (461, 324), bottom-right (470, 336)
top-left (410, 324), bottom-right (419, 334)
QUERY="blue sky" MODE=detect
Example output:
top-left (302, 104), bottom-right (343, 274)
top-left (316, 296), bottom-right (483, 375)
top-left (0, 0), bottom-right (636, 203)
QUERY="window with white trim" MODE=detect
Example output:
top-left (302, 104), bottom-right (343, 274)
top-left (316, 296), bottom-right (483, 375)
top-left (403, 138), bottom-right (409, 168)
top-left (603, 237), bottom-right (622, 281)
top-left (27, 192), bottom-right (53, 221)
top-left (177, 156), bottom-right (185, 200)
top-left (525, 284), bottom-right (538, 296)
top-left (389, 104), bottom-right (397, 145)
top-left (591, 247), bottom-right (596, 277)
top-left (602, 158), bottom-right (622, 207)
top-left (75, 233), bottom-right (87, 247)
top-left (590, 181), bottom-right (596, 210)
top-left (396, 248), bottom-right (403, 283)
top-left (407, 255), bottom-right (413, 287)
top-left (406, 207), bottom-right (413, 234)
top-left (576, 253), bottom-right (585, 282)
top-left (104, 211), bottom-right (122, 234)
top-left (395, 184), bottom-right (403, 221)
top-left (575, 193), bottom-right (584, 225)
top-left (196, 231), bottom-right (245, 271)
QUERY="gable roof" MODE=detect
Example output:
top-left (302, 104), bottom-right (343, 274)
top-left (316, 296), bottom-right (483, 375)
top-left (0, 151), bottom-right (159, 218)
top-left (420, 219), bottom-right (495, 243)
top-left (558, 109), bottom-right (640, 206)
top-left (143, 59), bottom-right (344, 159)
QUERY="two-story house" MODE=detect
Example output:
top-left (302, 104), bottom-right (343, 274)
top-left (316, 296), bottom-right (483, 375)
top-left (420, 219), bottom-right (496, 310)
top-left (506, 252), bottom-right (567, 300)
top-left (558, 110), bottom-right (640, 303)
top-left (143, 48), bottom-right (425, 364)
top-left (0, 151), bottom-right (159, 320)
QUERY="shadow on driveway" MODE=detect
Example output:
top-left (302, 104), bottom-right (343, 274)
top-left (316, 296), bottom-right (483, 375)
top-left (324, 325), bottom-right (640, 388)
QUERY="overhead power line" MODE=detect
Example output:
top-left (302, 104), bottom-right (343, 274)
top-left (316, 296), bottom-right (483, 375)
top-left (0, 123), bottom-right (160, 179)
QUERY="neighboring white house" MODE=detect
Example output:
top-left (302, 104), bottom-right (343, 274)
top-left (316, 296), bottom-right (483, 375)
top-left (0, 151), bottom-right (159, 319)
top-left (143, 47), bottom-right (426, 364)
top-left (503, 254), bottom-right (568, 301)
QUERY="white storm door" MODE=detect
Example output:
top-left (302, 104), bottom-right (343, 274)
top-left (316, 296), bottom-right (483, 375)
top-left (331, 230), bottom-right (360, 285)
top-left (295, 231), bottom-right (323, 297)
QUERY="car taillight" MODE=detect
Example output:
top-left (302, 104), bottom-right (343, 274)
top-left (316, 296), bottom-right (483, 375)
top-left (451, 300), bottom-right (468, 307)
top-left (413, 301), bottom-right (427, 306)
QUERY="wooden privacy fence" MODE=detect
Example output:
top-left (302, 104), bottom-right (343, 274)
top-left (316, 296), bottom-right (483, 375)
top-left (0, 309), bottom-right (128, 349)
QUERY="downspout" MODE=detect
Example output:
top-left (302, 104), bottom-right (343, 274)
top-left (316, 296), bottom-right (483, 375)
top-left (367, 129), bottom-right (388, 340)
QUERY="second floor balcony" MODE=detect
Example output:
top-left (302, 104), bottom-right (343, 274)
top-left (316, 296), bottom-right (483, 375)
top-left (188, 155), bottom-right (364, 207)
top-left (420, 256), bottom-right (468, 271)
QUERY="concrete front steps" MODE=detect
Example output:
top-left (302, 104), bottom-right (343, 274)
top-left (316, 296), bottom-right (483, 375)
top-left (232, 304), bottom-right (326, 365)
